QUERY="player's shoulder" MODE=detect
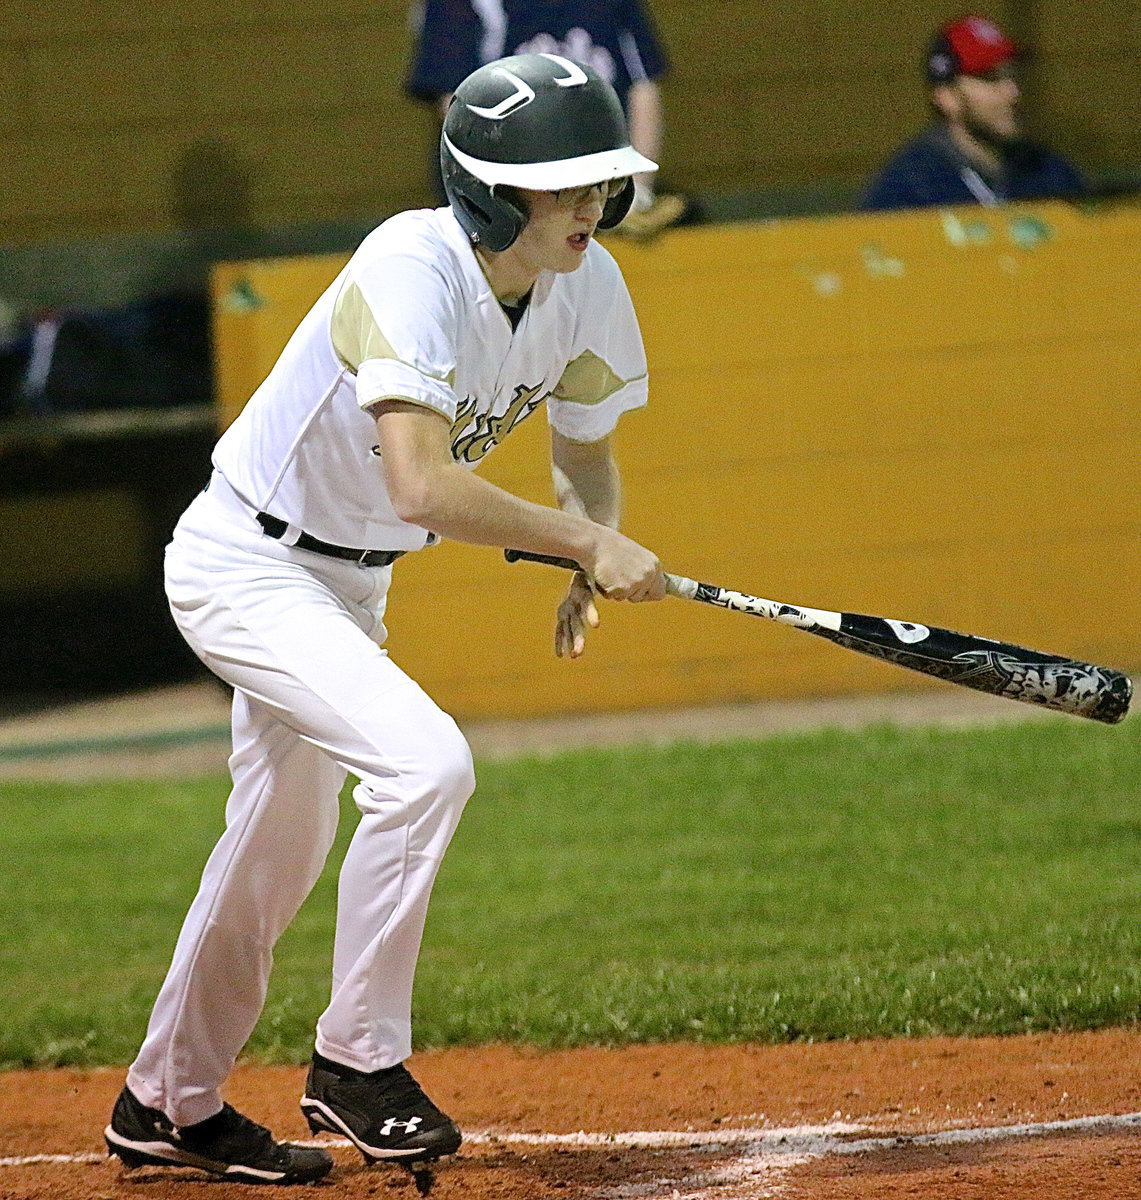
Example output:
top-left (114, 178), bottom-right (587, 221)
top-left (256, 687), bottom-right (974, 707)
top-left (1035, 145), bottom-right (1085, 187)
top-left (348, 208), bottom-right (474, 288)
top-left (883, 127), bottom-right (951, 171)
top-left (862, 128), bottom-right (958, 210)
top-left (353, 208), bottom-right (459, 263)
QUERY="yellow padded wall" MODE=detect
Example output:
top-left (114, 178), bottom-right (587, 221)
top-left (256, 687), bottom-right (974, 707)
top-left (211, 202), bottom-right (1140, 718)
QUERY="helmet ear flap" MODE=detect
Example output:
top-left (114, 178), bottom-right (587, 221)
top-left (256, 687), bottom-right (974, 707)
top-left (598, 177), bottom-right (636, 230)
top-left (479, 184), bottom-right (528, 252)
top-left (441, 146), bottom-right (529, 250)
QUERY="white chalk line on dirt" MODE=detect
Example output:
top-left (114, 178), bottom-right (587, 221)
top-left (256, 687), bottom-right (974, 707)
top-left (4, 1111), bottom-right (1139, 1171)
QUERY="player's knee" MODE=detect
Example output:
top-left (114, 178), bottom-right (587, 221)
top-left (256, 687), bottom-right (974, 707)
top-left (353, 718), bottom-right (474, 822)
top-left (431, 720), bottom-right (476, 810)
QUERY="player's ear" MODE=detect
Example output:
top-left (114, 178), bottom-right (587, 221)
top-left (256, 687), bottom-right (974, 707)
top-left (487, 185), bottom-right (529, 243)
top-left (449, 181), bottom-right (528, 251)
top-left (929, 83), bottom-right (960, 122)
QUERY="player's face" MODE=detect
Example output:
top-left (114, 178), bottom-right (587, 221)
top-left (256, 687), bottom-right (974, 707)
top-left (513, 180), bottom-right (623, 274)
top-left (947, 67), bottom-right (1021, 143)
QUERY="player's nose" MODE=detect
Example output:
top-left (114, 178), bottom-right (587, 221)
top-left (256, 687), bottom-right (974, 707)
top-left (575, 186), bottom-right (607, 221)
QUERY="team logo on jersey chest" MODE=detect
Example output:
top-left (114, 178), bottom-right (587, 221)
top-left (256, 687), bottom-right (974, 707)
top-left (451, 382), bottom-right (549, 463)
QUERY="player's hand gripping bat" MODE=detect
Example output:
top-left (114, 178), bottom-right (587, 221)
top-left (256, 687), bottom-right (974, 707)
top-left (504, 549), bottom-right (1132, 725)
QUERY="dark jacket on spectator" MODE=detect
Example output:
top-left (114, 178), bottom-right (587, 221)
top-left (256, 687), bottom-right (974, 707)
top-left (863, 125), bottom-right (1084, 211)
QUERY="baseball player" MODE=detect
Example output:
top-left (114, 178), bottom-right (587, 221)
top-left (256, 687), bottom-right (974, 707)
top-left (104, 52), bottom-right (664, 1185)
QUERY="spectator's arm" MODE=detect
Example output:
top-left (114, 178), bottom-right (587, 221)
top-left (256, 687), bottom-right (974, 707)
top-left (626, 78), bottom-right (662, 196)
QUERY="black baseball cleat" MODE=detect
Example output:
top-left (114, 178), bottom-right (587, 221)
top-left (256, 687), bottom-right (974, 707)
top-left (104, 1086), bottom-right (333, 1185)
top-left (300, 1052), bottom-right (462, 1163)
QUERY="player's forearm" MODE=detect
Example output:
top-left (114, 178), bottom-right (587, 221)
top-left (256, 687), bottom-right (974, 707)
top-left (551, 433), bottom-right (621, 530)
top-left (400, 459), bottom-right (664, 601)
top-left (374, 402), bottom-right (645, 579)
top-left (392, 456), bottom-right (609, 564)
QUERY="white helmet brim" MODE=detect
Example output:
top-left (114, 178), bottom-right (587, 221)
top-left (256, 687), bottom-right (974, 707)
top-left (442, 133), bottom-right (657, 191)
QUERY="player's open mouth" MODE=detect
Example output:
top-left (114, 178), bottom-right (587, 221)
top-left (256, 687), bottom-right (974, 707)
top-left (568, 232), bottom-right (591, 251)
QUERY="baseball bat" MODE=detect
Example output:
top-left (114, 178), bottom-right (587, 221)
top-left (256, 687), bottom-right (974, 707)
top-left (503, 549), bottom-right (1132, 725)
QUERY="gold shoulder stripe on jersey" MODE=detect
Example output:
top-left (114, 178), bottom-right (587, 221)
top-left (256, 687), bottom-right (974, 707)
top-left (333, 277), bottom-right (455, 386)
top-left (553, 349), bottom-right (641, 406)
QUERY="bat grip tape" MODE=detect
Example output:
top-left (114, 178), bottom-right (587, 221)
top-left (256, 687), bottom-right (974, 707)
top-left (504, 548), bottom-right (690, 598)
top-left (503, 549), bottom-right (583, 572)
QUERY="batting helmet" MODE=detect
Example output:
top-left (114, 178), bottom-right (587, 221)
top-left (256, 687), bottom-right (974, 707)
top-left (441, 52), bottom-right (657, 251)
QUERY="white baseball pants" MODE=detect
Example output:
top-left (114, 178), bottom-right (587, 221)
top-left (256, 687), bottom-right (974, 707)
top-left (127, 475), bottom-right (474, 1126)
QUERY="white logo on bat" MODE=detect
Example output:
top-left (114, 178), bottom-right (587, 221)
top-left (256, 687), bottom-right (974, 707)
top-left (886, 620), bottom-right (930, 644)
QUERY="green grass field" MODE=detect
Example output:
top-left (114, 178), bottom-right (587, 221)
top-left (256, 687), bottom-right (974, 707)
top-left (1, 715), bottom-right (1138, 1069)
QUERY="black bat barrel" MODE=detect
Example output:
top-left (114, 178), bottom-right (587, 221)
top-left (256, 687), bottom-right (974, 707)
top-left (821, 615), bottom-right (1132, 725)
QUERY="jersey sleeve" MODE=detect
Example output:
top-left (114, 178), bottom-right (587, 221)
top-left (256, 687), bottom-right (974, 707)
top-left (547, 247), bottom-right (649, 444)
top-left (332, 250), bottom-right (461, 422)
top-left (405, 0), bottom-right (483, 103)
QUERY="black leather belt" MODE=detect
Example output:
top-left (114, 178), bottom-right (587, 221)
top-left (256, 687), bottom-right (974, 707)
top-left (256, 512), bottom-right (405, 567)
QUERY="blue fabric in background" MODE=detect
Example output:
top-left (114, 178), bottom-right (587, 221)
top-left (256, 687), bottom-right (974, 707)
top-left (406, 0), bottom-right (668, 112)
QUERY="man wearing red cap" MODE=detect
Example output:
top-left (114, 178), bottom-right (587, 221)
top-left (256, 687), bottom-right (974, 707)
top-left (862, 14), bottom-right (1084, 210)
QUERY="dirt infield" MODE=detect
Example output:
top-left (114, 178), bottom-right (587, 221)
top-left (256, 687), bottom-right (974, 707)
top-left (2, 1033), bottom-right (1139, 1199)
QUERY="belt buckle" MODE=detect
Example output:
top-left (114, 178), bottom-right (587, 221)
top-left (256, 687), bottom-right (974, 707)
top-left (358, 548), bottom-right (375, 566)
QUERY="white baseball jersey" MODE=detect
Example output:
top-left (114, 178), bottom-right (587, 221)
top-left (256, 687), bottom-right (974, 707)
top-left (212, 206), bottom-right (649, 550)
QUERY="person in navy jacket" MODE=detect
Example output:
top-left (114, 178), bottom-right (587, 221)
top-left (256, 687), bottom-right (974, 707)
top-left (406, 0), bottom-right (686, 236)
top-left (863, 14), bottom-right (1084, 211)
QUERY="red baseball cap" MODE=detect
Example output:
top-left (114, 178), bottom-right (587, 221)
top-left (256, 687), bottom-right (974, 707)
top-left (927, 15), bottom-right (1019, 83)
